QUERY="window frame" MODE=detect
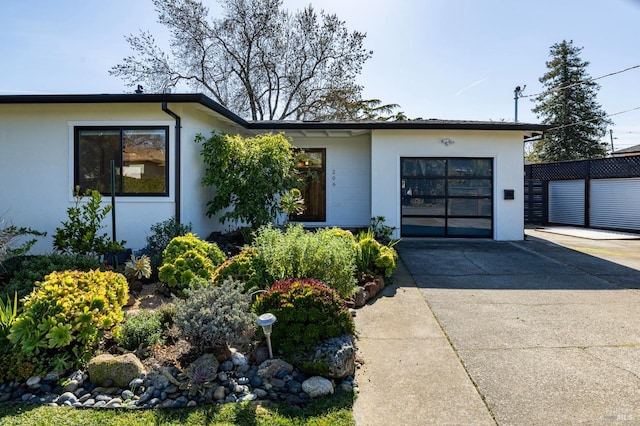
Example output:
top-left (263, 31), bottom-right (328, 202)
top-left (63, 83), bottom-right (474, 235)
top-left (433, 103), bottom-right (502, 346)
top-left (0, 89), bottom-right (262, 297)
top-left (400, 157), bottom-right (494, 238)
top-left (73, 125), bottom-right (170, 197)
top-left (292, 148), bottom-right (327, 222)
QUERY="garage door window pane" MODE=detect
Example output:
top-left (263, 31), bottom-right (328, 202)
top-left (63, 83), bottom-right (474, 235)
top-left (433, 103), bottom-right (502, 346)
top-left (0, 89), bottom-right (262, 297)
top-left (448, 219), bottom-right (492, 236)
top-left (448, 159), bottom-right (493, 177)
top-left (402, 198), bottom-right (445, 216)
top-left (402, 159), bottom-right (445, 177)
top-left (449, 179), bottom-right (492, 196)
top-left (403, 178), bottom-right (445, 197)
top-left (448, 199), bottom-right (492, 216)
top-left (402, 217), bottom-right (445, 236)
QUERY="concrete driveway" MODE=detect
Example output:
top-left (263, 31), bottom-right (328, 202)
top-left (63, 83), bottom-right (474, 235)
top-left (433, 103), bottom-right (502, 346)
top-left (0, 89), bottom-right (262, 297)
top-left (397, 229), bottom-right (640, 425)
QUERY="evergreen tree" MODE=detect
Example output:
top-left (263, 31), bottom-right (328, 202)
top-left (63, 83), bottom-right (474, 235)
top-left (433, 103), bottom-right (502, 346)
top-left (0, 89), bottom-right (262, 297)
top-left (530, 40), bottom-right (612, 162)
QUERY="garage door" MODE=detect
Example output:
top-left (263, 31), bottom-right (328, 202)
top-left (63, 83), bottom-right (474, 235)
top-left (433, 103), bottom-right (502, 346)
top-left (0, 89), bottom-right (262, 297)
top-left (400, 158), bottom-right (493, 237)
top-left (548, 180), bottom-right (585, 225)
top-left (590, 178), bottom-right (640, 231)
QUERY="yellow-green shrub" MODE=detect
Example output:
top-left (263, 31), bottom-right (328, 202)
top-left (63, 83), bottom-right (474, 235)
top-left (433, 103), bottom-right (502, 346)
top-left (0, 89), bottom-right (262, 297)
top-left (211, 248), bottom-right (269, 290)
top-left (7, 269), bottom-right (128, 374)
top-left (158, 233), bottom-right (226, 291)
top-left (162, 233), bottom-right (226, 265)
top-left (356, 232), bottom-right (398, 277)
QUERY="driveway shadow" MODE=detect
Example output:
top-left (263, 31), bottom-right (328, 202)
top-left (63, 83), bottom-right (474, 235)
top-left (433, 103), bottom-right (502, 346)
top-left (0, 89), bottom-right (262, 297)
top-left (396, 238), bottom-right (640, 290)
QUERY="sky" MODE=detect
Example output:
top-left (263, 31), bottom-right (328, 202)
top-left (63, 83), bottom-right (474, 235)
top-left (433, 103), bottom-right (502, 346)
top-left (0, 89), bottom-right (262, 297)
top-left (1, 0), bottom-right (639, 150)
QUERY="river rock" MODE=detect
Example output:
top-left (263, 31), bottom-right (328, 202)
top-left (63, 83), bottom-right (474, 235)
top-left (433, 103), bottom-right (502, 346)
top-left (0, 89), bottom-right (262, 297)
top-left (87, 353), bottom-right (145, 388)
top-left (301, 376), bottom-right (334, 398)
top-left (256, 359), bottom-right (294, 379)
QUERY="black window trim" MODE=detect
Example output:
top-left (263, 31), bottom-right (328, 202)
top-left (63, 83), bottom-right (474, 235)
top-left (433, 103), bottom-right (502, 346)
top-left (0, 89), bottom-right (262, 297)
top-left (74, 125), bottom-right (170, 197)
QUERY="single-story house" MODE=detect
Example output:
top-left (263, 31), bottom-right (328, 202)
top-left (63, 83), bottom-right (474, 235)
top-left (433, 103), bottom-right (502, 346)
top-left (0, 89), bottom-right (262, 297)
top-left (0, 93), bottom-right (548, 253)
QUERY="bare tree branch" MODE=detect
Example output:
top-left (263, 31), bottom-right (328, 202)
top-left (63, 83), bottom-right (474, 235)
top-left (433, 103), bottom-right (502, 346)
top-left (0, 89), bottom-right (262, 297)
top-left (110, 0), bottom-right (389, 120)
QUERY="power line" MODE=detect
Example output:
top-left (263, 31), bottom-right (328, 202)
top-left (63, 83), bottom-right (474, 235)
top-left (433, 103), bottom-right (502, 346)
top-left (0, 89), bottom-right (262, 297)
top-left (521, 64), bottom-right (640, 99)
top-left (546, 106), bottom-right (640, 132)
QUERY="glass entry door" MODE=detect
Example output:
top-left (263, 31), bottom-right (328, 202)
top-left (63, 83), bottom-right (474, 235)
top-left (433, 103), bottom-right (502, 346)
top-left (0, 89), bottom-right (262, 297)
top-left (401, 158), bottom-right (493, 237)
top-left (294, 149), bottom-right (326, 222)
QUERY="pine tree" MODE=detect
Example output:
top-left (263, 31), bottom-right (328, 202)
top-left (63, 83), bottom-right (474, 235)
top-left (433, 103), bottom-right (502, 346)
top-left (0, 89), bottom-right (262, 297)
top-left (530, 40), bottom-right (612, 162)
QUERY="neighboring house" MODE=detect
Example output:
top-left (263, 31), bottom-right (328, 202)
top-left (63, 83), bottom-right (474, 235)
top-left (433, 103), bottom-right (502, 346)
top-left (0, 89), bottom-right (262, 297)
top-left (0, 93), bottom-right (547, 253)
top-left (613, 144), bottom-right (640, 157)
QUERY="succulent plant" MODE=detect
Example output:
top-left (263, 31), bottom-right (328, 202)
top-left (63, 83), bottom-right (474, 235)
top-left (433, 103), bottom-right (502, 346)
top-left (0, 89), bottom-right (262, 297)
top-left (124, 254), bottom-right (152, 281)
top-left (179, 360), bottom-right (218, 396)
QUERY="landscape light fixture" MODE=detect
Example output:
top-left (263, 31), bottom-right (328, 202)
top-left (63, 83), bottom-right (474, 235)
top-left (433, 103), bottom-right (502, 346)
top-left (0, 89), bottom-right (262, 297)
top-left (257, 313), bottom-right (277, 359)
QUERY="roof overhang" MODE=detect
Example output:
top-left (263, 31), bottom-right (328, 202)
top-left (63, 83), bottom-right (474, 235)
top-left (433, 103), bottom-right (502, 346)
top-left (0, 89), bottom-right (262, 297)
top-left (0, 93), bottom-right (550, 133)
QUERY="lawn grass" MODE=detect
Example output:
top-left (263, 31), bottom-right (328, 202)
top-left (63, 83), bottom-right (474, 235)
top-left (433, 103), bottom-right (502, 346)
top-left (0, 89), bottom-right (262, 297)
top-left (0, 390), bottom-right (354, 426)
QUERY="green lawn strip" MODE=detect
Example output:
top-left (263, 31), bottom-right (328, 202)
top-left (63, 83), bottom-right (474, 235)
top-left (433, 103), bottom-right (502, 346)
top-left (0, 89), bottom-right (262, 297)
top-left (0, 390), bottom-right (354, 426)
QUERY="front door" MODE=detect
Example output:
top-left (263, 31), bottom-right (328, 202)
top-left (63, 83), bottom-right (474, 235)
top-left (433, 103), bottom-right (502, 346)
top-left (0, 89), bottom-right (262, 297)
top-left (401, 158), bottom-right (493, 237)
top-left (294, 149), bottom-right (326, 222)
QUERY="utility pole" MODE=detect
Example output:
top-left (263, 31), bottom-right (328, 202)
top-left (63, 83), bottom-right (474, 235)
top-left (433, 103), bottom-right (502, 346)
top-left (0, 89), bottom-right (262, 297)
top-left (514, 85), bottom-right (526, 122)
top-left (609, 129), bottom-right (615, 154)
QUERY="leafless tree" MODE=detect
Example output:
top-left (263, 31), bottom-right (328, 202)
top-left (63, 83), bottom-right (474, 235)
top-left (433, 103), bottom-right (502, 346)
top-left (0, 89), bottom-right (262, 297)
top-left (110, 0), bottom-right (373, 120)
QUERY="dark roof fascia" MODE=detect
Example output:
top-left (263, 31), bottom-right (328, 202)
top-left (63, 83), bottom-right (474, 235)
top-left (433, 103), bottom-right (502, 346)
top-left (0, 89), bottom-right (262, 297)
top-left (0, 93), bottom-right (250, 128)
top-left (247, 120), bottom-right (551, 132)
top-left (0, 93), bottom-right (549, 132)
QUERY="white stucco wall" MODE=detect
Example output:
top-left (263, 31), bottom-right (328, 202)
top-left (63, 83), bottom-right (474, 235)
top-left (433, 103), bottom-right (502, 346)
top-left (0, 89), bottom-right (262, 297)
top-left (371, 129), bottom-right (525, 240)
top-left (1, 100), bottom-right (528, 255)
top-left (0, 102), bottom-right (238, 253)
top-left (287, 133), bottom-right (371, 229)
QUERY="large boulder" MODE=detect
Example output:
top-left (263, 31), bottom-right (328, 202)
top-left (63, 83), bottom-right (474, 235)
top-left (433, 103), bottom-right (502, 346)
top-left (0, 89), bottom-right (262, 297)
top-left (302, 376), bottom-right (334, 398)
top-left (304, 335), bottom-right (356, 380)
top-left (87, 353), bottom-right (145, 388)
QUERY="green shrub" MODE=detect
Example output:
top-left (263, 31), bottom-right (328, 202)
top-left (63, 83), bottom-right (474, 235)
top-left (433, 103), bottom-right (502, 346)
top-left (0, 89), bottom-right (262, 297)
top-left (0, 215), bottom-right (46, 266)
top-left (369, 215), bottom-right (397, 242)
top-left (53, 187), bottom-right (125, 259)
top-left (250, 225), bottom-right (358, 298)
top-left (173, 278), bottom-right (256, 354)
top-left (0, 350), bottom-right (38, 382)
top-left (0, 253), bottom-right (102, 302)
top-left (0, 292), bottom-right (18, 354)
top-left (145, 217), bottom-right (193, 271)
top-left (211, 248), bottom-right (270, 291)
top-left (115, 307), bottom-right (174, 351)
top-left (252, 278), bottom-right (355, 356)
top-left (7, 269), bottom-right (128, 375)
top-left (158, 233), bottom-right (226, 292)
top-left (197, 131), bottom-right (299, 229)
top-left (356, 230), bottom-right (398, 277)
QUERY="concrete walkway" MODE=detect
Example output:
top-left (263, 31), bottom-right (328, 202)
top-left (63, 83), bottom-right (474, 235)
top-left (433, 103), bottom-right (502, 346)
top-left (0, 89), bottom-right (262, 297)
top-left (353, 259), bottom-right (495, 425)
top-left (354, 231), bottom-right (640, 425)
